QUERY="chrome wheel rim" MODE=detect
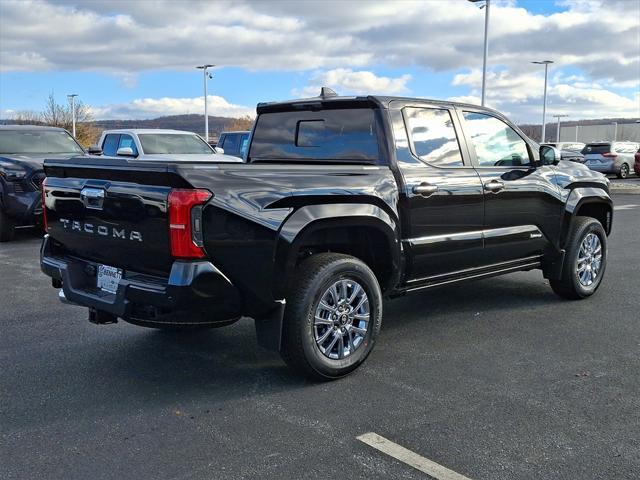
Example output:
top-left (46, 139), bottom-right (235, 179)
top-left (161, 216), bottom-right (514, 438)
top-left (621, 165), bottom-right (628, 178)
top-left (576, 233), bottom-right (602, 287)
top-left (313, 278), bottom-right (370, 360)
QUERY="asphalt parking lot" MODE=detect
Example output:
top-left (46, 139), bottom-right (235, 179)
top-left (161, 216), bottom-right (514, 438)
top-left (1, 194), bottom-right (639, 480)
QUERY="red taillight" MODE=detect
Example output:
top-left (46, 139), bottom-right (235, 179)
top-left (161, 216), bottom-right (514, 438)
top-left (41, 178), bottom-right (48, 233)
top-left (602, 152), bottom-right (618, 158)
top-left (168, 189), bottom-right (212, 259)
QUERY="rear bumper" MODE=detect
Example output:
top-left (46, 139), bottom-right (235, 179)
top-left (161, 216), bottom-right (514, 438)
top-left (585, 161), bottom-right (615, 174)
top-left (40, 235), bottom-right (242, 325)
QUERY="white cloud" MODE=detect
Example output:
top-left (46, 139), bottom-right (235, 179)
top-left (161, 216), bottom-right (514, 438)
top-left (295, 69), bottom-right (412, 97)
top-left (90, 95), bottom-right (253, 120)
top-left (1, 0), bottom-right (638, 83)
top-left (450, 69), bottom-right (640, 123)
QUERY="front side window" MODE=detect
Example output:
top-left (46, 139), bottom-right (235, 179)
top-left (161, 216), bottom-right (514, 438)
top-left (462, 112), bottom-right (531, 167)
top-left (0, 130), bottom-right (84, 155)
top-left (250, 108), bottom-right (379, 163)
top-left (403, 107), bottom-right (464, 167)
top-left (138, 134), bottom-right (213, 155)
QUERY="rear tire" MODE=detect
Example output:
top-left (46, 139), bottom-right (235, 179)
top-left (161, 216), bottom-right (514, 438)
top-left (0, 210), bottom-right (15, 242)
top-left (280, 253), bottom-right (383, 380)
top-left (550, 217), bottom-right (607, 300)
top-left (617, 163), bottom-right (629, 179)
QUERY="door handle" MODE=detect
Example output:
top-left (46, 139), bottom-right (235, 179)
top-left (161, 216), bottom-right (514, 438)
top-left (412, 183), bottom-right (439, 197)
top-left (484, 180), bottom-right (504, 193)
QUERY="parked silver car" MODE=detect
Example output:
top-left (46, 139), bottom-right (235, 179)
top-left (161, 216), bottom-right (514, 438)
top-left (95, 129), bottom-right (242, 162)
top-left (581, 141), bottom-right (639, 178)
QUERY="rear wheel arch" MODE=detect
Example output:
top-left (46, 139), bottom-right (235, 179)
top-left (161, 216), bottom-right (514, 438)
top-left (274, 205), bottom-right (401, 298)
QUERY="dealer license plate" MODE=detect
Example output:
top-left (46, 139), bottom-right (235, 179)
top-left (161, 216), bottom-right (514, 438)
top-left (97, 265), bottom-right (122, 294)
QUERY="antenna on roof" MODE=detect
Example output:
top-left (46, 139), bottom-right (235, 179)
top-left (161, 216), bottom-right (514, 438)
top-left (319, 87), bottom-right (338, 98)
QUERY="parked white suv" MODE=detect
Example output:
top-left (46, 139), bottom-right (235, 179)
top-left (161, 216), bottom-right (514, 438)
top-left (95, 129), bottom-right (241, 162)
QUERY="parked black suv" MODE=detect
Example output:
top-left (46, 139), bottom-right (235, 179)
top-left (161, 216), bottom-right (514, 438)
top-left (0, 125), bottom-right (84, 241)
top-left (40, 93), bottom-right (613, 379)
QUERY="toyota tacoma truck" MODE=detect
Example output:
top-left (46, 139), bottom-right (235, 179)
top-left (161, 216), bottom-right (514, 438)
top-left (40, 91), bottom-right (613, 379)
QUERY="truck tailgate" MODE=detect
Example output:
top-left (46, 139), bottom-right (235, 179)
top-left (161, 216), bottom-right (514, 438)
top-left (43, 159), bottom-right (189, 276)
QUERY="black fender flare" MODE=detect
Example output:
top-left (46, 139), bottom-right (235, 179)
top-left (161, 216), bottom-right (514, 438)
top-left (273, 203), bottom-right (401, 297)
top-left (562, 187), bottom-right (613, 243)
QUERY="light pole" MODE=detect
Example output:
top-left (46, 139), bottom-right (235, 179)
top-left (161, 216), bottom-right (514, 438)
top-left (468, 0), bottom-right (490, 106)
top-left (611, 122), bottom-right (618, 141)
top-left (67, 94), bottom-right (78, 138)
top-left (532, 60), bottom-right (554, 143)
top-left (196, 64), bottom-right (215, 142)
top-left (552, 114), bottom-right (568, 143)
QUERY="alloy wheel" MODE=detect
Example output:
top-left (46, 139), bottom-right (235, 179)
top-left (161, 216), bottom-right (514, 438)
top-left (576, 233), bottom-right (602, 287)
top-left (313, 278), bottom-right (369, 360)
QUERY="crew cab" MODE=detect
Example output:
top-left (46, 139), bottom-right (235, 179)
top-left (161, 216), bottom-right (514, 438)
top-left (0, 125), bottom-right (85, 241)
top-left (40, 91), bottom-right (613, 379)
top-left (95, 129), bottom-right (242, 163)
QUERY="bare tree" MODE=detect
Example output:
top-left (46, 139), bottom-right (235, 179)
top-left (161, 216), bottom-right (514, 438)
top-left (225, 115), bottom-right (254, 132)
top-left (39, 92), bottom-right (99, 147)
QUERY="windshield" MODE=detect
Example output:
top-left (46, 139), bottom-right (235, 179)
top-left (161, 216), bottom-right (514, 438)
top-left (138, 134), bottom-right (214, 155)
top-left (0, 130), bottom-right (84, 154)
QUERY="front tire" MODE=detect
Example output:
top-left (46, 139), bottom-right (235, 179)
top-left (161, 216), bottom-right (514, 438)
top-left (280, 253), bottom-right (383, 380)
top-left (0, 210), bottom-right (15, 242)
top-left (550, 217), bottom-right (607, 300)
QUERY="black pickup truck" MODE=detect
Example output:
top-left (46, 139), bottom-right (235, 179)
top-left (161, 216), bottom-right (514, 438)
top-left (40, 92), bottom-right (613, 379)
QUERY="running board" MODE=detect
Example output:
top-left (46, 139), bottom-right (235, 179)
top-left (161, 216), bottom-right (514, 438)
top-left (403, 257), bottom-right (543, 293)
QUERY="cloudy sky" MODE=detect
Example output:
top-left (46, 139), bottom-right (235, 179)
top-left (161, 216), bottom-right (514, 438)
top-left (1, 0), bottom-right (638, 123)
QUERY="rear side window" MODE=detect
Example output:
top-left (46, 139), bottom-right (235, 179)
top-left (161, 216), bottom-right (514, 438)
top-left (249, 108), bottom-right (379, 163)
top-left (102, 134), bottom-right (120, 156)
top-left (222, 134), bottom-right (241, 156)
top-left (403, 107), bottom-right (464, 167)
top-left (582, 144), bottom-right (611, 154)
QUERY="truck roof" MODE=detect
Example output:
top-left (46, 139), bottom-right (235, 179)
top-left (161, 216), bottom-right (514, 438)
top-left (256, 94), bottom-right (502, 116)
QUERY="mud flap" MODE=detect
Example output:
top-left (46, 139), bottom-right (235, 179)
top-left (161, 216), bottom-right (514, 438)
top-left (542, 249), bottom-right (566, 280)
top-left (254, 300), bottom-right (286, 352)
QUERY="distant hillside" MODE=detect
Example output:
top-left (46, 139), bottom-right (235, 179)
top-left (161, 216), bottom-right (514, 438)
top-left (92, 114), bottom-right (241, 140)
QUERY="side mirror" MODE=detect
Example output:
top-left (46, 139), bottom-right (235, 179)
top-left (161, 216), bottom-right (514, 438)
top-left (214, 146), bottom-right (225, 154)
top-left (116, 146), bottom-right (136, 157)
top-left (539, 145), bottom-right (561, 165)
top-left (87, 146), bottom-right (102, 155)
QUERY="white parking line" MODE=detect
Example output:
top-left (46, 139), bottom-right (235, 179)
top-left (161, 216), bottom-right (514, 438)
top-left (613, 204), bottom-right (639, 210)
top-left (357, 432), bottom-right (473, 480)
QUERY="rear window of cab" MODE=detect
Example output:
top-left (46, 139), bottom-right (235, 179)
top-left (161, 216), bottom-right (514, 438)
top-left (248, 108), bottom-right (380, 164)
